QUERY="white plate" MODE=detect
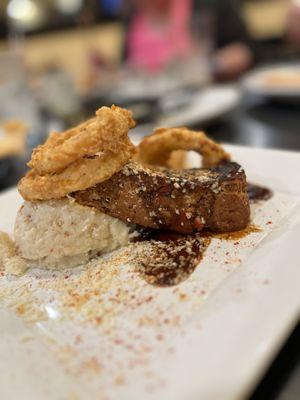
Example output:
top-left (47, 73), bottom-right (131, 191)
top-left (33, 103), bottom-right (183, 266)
top-left (0, 145), bottom-right (300, 400)
top-left (158, 85), bottom-right (240, 127)
top-left (242, 64), bottom-right (300, 99)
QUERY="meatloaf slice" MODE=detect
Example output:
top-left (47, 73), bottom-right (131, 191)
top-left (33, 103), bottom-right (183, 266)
top-left (73, 161), bottom-right (250, 234)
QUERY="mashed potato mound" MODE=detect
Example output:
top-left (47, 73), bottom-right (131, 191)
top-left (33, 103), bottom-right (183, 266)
top-left (14, 199), bottom-right (130, 269)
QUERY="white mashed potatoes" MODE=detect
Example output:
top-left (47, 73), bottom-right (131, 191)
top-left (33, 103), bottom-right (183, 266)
top-left (14, 198), bottom-right (130, 269)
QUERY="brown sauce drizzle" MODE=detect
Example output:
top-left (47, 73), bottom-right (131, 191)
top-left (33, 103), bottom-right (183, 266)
top-left (130, 182), bottom-right (272, 287)
top-left (247, 183), bottom-right (273, 202)
top-left (204, 224), bottom-right (262, 241)
top-left (132, 230), bottom-right (211, 287)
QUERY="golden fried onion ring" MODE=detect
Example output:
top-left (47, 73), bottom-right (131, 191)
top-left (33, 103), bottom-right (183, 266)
top-left (19, 105), bottom-right (137, 201)
top-left (136, 127), bottom-right (230, 168)
top-left (18, 139), bottom-right (136, 201)
top-left (28, 105), bottom-right (136, 175)
top-left (165, 150), bottom-right (187, 170)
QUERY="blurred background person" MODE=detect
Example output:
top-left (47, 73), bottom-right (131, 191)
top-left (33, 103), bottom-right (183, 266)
top-left (125, 0), bottom-right (193, 72)
top-left (286, 0), bottom-right (300, 47)
top-left (124, 0), bottom-right (253, 80)
top-left (196, 0), bottom-right (254, 80)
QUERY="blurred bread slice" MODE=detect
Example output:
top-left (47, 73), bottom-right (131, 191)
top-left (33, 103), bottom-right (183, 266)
top-left (0, 120), bottom-right (27, 159)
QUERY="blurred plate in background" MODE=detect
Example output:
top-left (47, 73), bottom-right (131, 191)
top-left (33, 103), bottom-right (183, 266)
top-left (242, 64), bottom-right (300, 101)
top-left (158, 85), bottom-right (240, 127)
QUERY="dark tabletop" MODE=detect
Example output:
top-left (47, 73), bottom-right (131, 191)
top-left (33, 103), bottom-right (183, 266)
top-left (204, 96), bottom-right (300, 152)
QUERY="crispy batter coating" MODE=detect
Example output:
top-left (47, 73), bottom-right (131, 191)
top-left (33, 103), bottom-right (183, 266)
top-left (18, 139), bottom-right (135, 201)
top-left (28, 105), bottom-right (136, 175)
top-left (135, 127), bottom-right (230, 168)
top-left (18, 106), bottom-right (136, 201)
top-left (18, 108), bottom-right (229, 202)
top-left (165, 150), bottom-right (187, 169)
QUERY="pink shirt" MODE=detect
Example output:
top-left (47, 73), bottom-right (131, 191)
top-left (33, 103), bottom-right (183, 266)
top-left (127, 0), bottom-right (192, 71)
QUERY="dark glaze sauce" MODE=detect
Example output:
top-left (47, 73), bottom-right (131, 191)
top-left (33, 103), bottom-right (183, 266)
top-left (133, 230), bottom-right (211, 287)
top-left (247, 183), bottom-right (273, 202)
top-left (131, 183), bottom-right (271, 287)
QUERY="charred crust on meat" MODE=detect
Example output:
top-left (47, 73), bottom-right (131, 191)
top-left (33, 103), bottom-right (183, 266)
top-left (72, 161), bottom-right (250, 234)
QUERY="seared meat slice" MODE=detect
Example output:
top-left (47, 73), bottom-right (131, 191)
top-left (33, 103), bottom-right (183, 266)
top-left (73, 161), bottom-right (250, 234)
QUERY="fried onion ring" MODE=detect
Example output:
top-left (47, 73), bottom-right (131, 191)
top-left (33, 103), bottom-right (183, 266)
top-left (28, 105), bottom-right (136, 175)
top-left (165, 150), bottom-right (187, 169)
top-left (136, 127), bottom-right (230, 168)
top-left (18, 139), bottom-right (136, 201)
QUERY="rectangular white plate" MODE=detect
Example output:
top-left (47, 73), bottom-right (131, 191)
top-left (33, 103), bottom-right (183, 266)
top-left (0, 145), bottom-right (300, 400)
